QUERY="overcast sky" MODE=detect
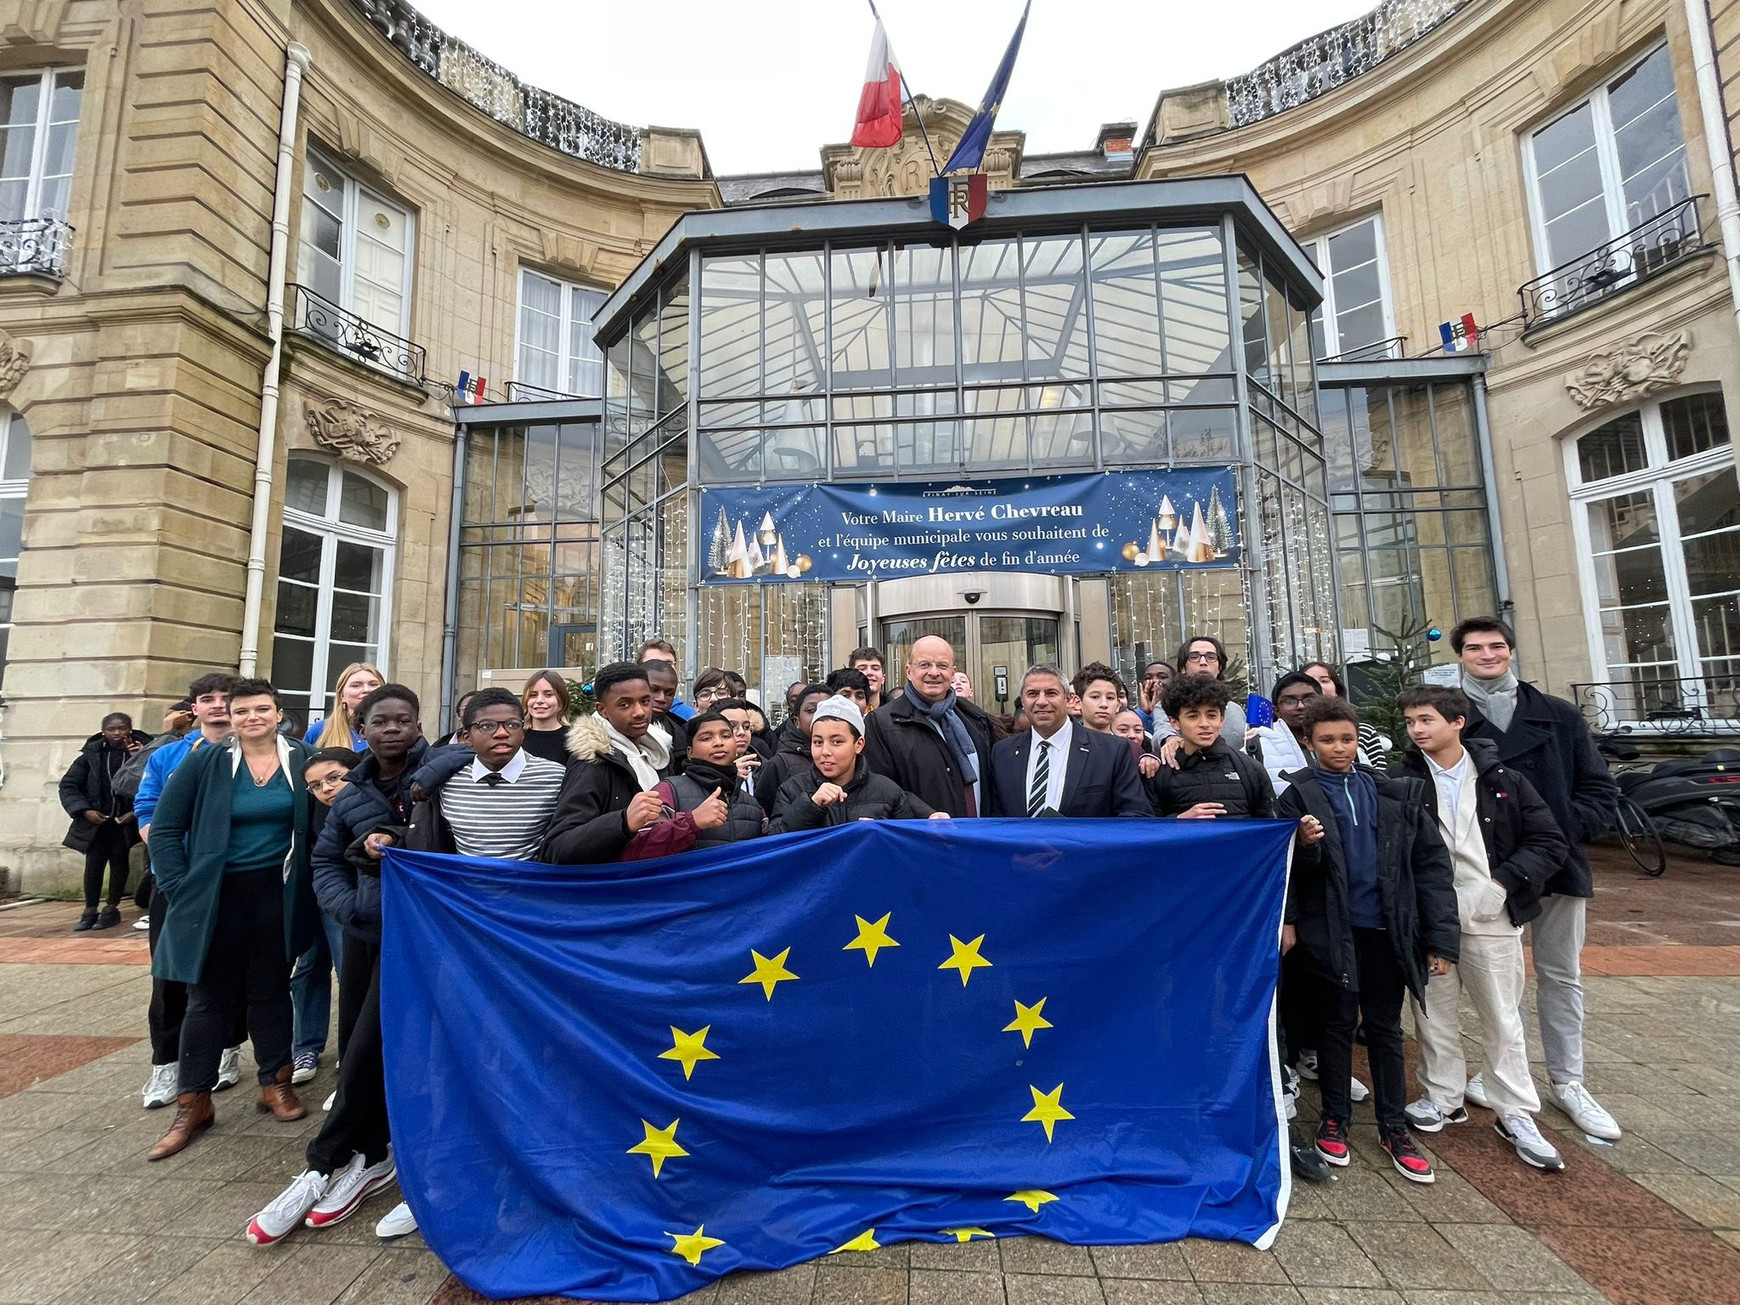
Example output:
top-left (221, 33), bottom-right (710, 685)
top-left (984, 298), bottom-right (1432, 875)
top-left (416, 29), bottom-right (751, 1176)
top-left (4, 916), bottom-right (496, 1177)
top-left (409, 0), bottom-right (1377, 175)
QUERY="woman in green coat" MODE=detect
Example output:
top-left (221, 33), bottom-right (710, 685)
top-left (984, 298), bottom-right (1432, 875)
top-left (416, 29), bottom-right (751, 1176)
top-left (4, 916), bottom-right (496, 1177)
top-left (147, 678), bottom-right (318, 1161)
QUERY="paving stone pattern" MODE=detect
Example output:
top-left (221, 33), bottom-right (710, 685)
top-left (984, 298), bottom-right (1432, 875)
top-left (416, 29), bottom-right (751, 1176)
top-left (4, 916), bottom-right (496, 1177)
top-left (1, 850), bottom-right (1737, 1305)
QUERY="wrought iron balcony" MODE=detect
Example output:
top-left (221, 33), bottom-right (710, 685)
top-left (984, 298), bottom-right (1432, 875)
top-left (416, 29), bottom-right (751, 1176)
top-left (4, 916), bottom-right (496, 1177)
top-left (1519, 196), bottom-right (1707, 329)
top-left (1224, 0), bottom-right (1472, 128)
top-left (348, 0), bottom-right (642, 173)
top-left (290, 284), bottom-right (426, 383)
top-left (1569, 672), bottom-right (1740, 737)
top-left (0, 216), bottom-right (73, 279)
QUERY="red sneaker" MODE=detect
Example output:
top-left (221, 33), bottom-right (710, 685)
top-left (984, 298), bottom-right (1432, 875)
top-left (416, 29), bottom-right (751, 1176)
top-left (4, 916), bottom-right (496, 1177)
top-left (1314, 1117), bottom-right (1351, 1167)
top-left (1382, 1126), bottom-right (1436, 1184)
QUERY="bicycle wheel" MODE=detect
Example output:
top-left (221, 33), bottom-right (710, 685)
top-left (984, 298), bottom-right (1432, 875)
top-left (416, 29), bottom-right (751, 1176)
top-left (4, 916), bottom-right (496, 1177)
top-left (1615, 795), bottom-right (1667, 877)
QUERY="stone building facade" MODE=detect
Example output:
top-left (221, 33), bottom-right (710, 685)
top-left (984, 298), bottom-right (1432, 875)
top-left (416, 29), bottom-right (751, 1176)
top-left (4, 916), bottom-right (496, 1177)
top-left (1, 0), bottom-right (1737, 893)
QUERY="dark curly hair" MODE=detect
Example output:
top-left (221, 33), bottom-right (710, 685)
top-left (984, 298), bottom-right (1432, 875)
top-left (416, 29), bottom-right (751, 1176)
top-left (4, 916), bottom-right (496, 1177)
top-left (1161, 673), bottom-right (1230, 719)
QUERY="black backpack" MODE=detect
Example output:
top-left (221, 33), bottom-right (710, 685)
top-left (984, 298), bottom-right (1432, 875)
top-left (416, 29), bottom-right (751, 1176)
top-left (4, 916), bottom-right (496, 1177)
top-left (112, 731), bottom-right (183, 801)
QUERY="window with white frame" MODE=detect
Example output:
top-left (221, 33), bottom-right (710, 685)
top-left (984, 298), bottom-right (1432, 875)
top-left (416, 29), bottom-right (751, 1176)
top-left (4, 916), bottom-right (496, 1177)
top-left (1305, 215), bottom-right (1394, 360)
top-left (1568, 392), bottom-right (1740, 721)
top-left (0, 69), bottom-right (82, 223)
top-left (272, 456), bottom-right (396, 724)
top-left (517, 268), bottom-right (607, 397)
top-left (297, 148), bottom-right (415, 339)
top-left (1524, 43), bottom-right (1690, 275)
top-left (0, 407), bottom-right (31, 686)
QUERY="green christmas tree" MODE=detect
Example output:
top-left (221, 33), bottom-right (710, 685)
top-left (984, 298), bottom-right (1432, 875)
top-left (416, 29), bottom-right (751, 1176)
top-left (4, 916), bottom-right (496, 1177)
top-left (1205, 485), bottom-right (1234, 557)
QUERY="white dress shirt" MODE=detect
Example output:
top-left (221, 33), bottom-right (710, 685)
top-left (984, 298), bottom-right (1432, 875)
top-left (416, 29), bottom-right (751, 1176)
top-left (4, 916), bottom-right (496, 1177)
top-left (1424, 747), bottom-right (1470, 826)
top-left (1024, 718), bottom-right (1072, 814)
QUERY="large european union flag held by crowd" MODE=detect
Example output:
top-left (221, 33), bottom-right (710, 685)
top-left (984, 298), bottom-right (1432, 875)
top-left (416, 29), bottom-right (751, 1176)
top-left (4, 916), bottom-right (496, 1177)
top-left (381, 818), bottom-right (1296, 1302)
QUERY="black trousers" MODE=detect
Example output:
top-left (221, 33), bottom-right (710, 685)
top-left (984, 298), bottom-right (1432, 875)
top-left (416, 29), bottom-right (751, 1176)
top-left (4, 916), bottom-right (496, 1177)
top-left (1280, 949), bottom-right (1330, 1063)
top-left (1318, 926), bottom-right (1408, 1132)
top-left (178, 869), bottom-right (293, 1094)
top-left (82, 824), bottom-right (131, 909)
top-left (307, 936), bottom-right (388, 1176)
top-left (148, 887), bottom-right (250, 1066)
top-left (334, 929), bottom-right (374, 1062)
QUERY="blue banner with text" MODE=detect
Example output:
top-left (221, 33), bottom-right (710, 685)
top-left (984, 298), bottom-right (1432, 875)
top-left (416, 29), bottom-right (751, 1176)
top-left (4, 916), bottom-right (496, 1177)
top-left (697, 469), bottom-right (1239, 584)
top-left (381, 818), bottom-right (1292, 1302)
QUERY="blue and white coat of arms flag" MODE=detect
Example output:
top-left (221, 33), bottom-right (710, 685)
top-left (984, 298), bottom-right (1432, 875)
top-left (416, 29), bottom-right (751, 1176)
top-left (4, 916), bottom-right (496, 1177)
top-left (380, 817), bottom-right (1296, 1302)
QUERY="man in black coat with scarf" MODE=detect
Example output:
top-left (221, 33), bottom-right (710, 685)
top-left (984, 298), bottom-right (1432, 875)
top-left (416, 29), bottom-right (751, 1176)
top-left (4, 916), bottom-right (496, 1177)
top-left (60, 713), bottom-right (153, 930)
top-left (863, 635), bottom-right (996, 818)
top-left (1452, 616), bottom-right (1621, 1142)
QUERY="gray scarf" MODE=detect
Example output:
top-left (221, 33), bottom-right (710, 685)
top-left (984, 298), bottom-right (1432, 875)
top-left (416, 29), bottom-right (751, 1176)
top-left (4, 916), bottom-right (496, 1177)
top-left (903, 683), bottom-right (980, 785)
top-left (1461, 668), bottom-right (1520, 732)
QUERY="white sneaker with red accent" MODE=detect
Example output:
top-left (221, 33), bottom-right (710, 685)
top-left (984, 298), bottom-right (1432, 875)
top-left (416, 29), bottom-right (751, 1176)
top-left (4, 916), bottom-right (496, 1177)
top-left (305, 1151), bottom-right (396, 1229)
top-left (247, 1170), bottom-right (330, 1246)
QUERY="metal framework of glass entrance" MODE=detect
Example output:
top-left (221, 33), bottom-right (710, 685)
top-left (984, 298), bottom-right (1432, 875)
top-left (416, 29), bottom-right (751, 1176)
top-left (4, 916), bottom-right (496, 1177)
top-left (591, 179), bottom-right (1339, 700)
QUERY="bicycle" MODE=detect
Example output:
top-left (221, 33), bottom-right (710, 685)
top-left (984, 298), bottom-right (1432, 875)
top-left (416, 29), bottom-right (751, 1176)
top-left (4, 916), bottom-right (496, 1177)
top-left (1597, 733), bottom-right (1668, 877)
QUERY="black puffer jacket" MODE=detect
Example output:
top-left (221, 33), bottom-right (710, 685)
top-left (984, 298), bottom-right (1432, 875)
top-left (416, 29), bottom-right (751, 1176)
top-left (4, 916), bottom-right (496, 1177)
top-left (768, 764), bottom-right (936, 831)
top-left (1461, 680), bottom-right (1617, 898)
top-left (312, 741), bottom-right (426, 944)
top-left (1146, 742), bottom-right (1275, 817)
top-left (1275, 766), bottom-right (1461, 1003)
top-left (621, 760), bottom-right (766, 860)
top-left (542, 716), bottom-right (669, 864)
top-left (755, 721), bottom-right (812, 813)
top-left (1395, 738), bottom-right (1568, 928)
top-left (59, 730), bottom-right (152, 853)
top-left (862, 690), bottom-right (996, 817)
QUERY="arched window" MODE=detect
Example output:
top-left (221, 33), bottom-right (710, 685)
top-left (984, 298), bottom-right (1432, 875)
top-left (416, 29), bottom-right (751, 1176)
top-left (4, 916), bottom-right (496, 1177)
top-left (0, 407), bottom-right (30, 682)
top-left (1566, 391), bottom-right (1738, 718)
top-left (272, 455), bottom-right (397, 723)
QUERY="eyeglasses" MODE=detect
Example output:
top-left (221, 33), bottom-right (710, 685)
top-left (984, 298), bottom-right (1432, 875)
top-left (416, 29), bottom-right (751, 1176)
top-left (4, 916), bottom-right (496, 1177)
top-left (307, 776), bottom-right (347, 792)
top-left (467, 718), bottom-right (525, 735)
top-left (1184, 651), bottom-right (1220, 665)
top-left (695, 688), bottom-right (728, 703)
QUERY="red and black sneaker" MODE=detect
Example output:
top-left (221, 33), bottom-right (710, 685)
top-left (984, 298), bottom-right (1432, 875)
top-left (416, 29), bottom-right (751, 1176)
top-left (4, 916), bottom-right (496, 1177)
top-left (1382, 1125), bottom-right (1436, 1184)
top-left (1314, 1117), bottom-right (1351, 1167)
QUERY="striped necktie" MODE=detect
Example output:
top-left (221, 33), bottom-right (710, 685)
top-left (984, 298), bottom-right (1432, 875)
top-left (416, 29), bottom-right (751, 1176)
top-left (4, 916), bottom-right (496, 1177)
top-left (1027, 739), bottom-right (1050, 817)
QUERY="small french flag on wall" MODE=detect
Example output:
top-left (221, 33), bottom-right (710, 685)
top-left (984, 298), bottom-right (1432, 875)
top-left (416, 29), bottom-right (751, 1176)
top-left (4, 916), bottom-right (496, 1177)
top-left (455, 371), bottom-right (487, 403)
top-left (1438, 314), bottom-right (1479, 352)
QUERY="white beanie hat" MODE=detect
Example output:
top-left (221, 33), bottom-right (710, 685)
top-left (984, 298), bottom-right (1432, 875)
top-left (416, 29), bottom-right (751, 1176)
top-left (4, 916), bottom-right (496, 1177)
top-left (811, 694), bottom-right (865, 737)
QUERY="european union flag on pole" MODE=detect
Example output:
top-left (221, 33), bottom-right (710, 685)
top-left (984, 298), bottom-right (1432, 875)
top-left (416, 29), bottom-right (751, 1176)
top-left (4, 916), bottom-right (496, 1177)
top-left (941, 0), bottom-right (1031, 174)
top-left (381, 818), bottom-right (1295, 1302)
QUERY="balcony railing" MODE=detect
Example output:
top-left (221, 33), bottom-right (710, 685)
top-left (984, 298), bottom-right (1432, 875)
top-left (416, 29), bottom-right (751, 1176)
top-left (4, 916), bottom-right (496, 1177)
top-left (506, 381), bottom-right (587, 403)
top-left (290, 284), bottom-right (426, 384)
top-left (1569, 672), bottom-right (1740, 737)
top-left (0, 216), bottom-right (72, 279)
top-left (1519, 196), bottom-right (1707, 329)
top-left (1318, 335), bottom-right (1407, 364)
top-left (348, 0), bottom-right (642, 173)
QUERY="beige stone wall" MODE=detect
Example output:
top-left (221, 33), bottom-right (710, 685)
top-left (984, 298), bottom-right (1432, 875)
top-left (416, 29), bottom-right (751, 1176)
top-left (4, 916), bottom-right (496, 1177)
top-left (0, 0), bottom-right (716, 894)
top-left (1713, 0), bottom-right (1740, 166)
top-left (1138, 0), bottom-right (1740, 696)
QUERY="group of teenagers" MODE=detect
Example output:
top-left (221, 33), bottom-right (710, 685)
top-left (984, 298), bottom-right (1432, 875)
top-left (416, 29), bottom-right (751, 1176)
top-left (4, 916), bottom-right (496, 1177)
top-left (96, 610), bottom-right (1621, 1252)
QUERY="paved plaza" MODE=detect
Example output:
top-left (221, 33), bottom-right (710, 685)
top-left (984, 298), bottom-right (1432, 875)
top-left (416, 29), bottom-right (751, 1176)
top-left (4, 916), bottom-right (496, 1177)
top-left (1, 847), bottom-right (1737, 1305)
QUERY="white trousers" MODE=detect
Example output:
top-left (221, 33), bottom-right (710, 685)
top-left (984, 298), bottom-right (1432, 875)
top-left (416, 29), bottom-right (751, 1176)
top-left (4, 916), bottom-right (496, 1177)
top-left (1414, 930), bottom-right (1540, 1117)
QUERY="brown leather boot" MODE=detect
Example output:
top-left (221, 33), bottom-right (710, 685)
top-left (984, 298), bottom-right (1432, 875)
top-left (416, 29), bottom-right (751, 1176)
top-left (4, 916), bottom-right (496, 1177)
top-left (256, 1064), bottom-right (306, 1121)
top-left (149, 1091), bottom-right (213, 1160)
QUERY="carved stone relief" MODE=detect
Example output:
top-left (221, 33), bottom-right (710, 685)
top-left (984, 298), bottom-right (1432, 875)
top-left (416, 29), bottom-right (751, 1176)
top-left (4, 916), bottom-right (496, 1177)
top-left (304, 396), bottom-right (402, 465)
top-left (0, 336), bottom-right (29, 401)
top-left (1565, 330), bottom-right (1693, 411)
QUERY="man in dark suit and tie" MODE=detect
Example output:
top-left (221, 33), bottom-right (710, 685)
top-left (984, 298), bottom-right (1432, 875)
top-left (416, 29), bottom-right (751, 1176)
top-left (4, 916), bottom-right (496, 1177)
top-left (988, 665), bottom-right (1150, 818)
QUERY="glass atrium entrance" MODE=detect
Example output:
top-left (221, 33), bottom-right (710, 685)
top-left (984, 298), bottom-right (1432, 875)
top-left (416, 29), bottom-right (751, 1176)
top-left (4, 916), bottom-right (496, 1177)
top-left (591, 178), bottom-right (1338, 704)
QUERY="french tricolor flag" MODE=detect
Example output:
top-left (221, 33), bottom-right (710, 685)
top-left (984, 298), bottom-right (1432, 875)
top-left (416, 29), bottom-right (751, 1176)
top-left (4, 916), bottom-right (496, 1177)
top-left (1439, 314), bottom-right (1479, 353)
top-left (455, 371), bottom-right (487, 404)
top-left (851, 9), bottom-right (903, 149)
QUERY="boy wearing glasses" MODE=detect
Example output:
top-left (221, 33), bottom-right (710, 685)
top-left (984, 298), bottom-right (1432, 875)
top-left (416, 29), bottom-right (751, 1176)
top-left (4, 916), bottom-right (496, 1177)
top-left (418, 687), bottom-right (566, 859)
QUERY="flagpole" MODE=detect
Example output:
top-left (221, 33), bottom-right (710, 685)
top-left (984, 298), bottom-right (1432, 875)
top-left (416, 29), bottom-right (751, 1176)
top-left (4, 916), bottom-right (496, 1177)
top-left (867, 0), bottom-right (941, 177)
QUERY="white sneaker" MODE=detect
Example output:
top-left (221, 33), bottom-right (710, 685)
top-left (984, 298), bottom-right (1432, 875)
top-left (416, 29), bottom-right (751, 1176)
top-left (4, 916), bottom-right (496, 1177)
top-left (1296, 1049), bottom-right (1319, 1081)
top-left (132, 914), bottom-right (151, 932)
top-left (322, 1090), bottom-right (336, 1112)
top-left (247, 1170), bottom-right (330, 1246)
top-left (1465, 1072), bottom-right (1491, 1109)
top-left (1497, 1113), bottom-right (1566, 1171)
top-left (215, 1045), bottom-right (242, 1092)
top-left (1349, 1076), bottom-right (1369, 1103)
top-left (375, 1200), bottom-right (418, 1239)
top-left (1552, 1081), bottom-right (1621, 1141)
top-left (141, 1063), bottom-right (179, 1109)
top-left (306, 1150), bottom-right (396, 1228)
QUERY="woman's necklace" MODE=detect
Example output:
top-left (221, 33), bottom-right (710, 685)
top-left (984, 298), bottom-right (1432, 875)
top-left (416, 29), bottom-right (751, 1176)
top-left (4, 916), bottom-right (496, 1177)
top-left (245, 751), bottom-right (280, 788)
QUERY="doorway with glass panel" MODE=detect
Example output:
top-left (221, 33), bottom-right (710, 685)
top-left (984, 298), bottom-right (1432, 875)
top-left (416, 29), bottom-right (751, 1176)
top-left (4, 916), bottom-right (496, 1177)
top-left (881, 612), bottom-right (1062, 719)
